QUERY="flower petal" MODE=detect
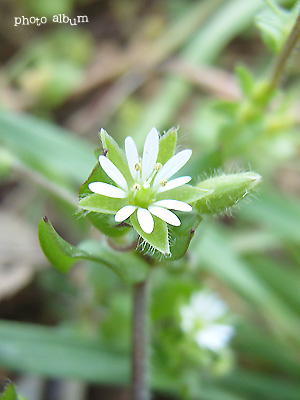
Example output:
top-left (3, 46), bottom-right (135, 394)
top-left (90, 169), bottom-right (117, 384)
top-left (89, 182), bottom-right (127, 198)
top-left (191, 291), bottom-right (227, 321)
top-left (194, 324), bottom-right (234, 351)
top-left (99, 155), bottom-right (128, 191)
top-left (152, 199), bottom-right (192, 212)
top-left (156, 176), bottom-right (191, 193)
top-left (125, 136), bottom-right (139, 179)
top-left (137, 208), bottom-right (154, 234)
top-left (142, 127), bottom-right (159, 181)
top-left (148, 206), bottom-right (180, 226)
top-left (153, 149), bottom-right (192, 186)
top-left (115, 205), bottom-right (137, 222)
top-left (180, 306), bottom-right (196, 332)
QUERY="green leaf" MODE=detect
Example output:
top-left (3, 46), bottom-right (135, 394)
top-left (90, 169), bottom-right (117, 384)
top-left (38, 217), bottom-right (149, 283)
top-left (157, 127), bottom-right (177, 165)
top-left (79, 194), bottom-right (127, 214)
top-left (38, 217), bottom-right (78, 273)
top-left (235, 64), bottom-right (254, 96)
top-left (255, 3), bottom-right (297, 54)
top-left (156, 184), bottom-right (210, 203)
top-left (0, 384), bottom-right (18, 400)
top-left (168, 212), bottom-right (202, 260)
top-left (131, 212), bottom-right (169, 255)
top-left (100, 129), bottom-right (133, 184)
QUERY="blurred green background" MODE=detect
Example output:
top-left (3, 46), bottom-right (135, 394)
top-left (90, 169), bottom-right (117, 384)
top-left (0, 0), bottom-right (300, 399)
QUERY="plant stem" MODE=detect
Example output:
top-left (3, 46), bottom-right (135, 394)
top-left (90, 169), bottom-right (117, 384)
top-left (132, 279), bottom-right (149, 400)
top-left (270, 12), bottom-right (300, 89)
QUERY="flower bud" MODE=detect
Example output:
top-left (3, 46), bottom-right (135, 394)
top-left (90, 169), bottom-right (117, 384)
top-left (194, 172), bottom-right (262, 214)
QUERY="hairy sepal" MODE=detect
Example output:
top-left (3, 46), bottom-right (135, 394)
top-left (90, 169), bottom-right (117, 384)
top-left (131, 212), bottom-right (169, 255)
top-left (157, 127), bottom-right (177, 165)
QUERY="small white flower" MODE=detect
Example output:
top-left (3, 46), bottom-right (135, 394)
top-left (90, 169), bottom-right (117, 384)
top-left (180, 290), bottom-right (234, 351)
top-left (88, 127), bottom-right (193, 234)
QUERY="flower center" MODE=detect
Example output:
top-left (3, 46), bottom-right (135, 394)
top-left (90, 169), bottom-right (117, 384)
top-left (194, 318), bottom-right (205, 331)
top-left (131, 186), bottom-right (154, 208)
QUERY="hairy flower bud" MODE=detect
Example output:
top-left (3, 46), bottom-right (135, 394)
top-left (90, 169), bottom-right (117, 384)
top-left (194, 172), bottom-right (262, 214)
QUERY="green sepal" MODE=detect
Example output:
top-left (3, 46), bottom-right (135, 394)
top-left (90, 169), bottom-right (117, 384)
top-left (94, 147), bottom-right (102, 159)
top-left (130, 212), bottom-right (169, 255)
top-left (194, 172), bottom-right (262, 214)
top-left (38, 217), bottom-right (148, 283)
top-left (156, 184), bottom-right (211, 204)
top-left (157, 127), bottom-right (177, 165)
top-left (168, 212), bottom-right (202, 260)
top-left (79, 194), bottom-right (126, 214)
top-left (99, 129), bottom-right (133, 184)
top-left (0, 383), bottom-right (18, 400)
top-left (79, 162), bottom-right (130, 237)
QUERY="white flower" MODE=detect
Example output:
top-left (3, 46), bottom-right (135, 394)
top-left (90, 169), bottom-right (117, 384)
top-left (88, 127), bottom-right (193, 234)
top-left (180, 290), bottom-right (235, 351)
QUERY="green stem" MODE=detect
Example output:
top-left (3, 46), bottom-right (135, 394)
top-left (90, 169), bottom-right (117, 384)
top-left (270, 12), bottom-right (300, 89)
top-left (132, 279), bottom-right (149, 400)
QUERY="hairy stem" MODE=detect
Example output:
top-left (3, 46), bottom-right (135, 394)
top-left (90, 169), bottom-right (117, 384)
top-left (270, 12), bottom-right (300, 89)
top-left (132, 279), bottom-right (149, 400)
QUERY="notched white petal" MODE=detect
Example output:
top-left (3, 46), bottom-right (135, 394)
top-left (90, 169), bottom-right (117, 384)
top-left (125, 136), bottom-right (139, 179)
top-left (154, 149), bottom-right (192, 186)
top-left (152, 199), bottom-right (192, 212)
top-left (99, 155), bottom-right (128, 191)
top-left (149, 206), bottom-right (180, 226)
top-left (142, 127), bottom-right (159, 181)
top-left (88, 182), bottom-right (126, 198)
top-left (156, 176), bottom-right (191, 192)
top-left (115, 205), bottom-right (137, 222)
top-left (137, 208), bottom-right (154, 234)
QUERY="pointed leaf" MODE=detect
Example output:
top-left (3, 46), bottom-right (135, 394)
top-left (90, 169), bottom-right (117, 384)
top-left (131, 212), bottom-right (169, 254)
top-left (38, 217), bottom-right (148, 283)
top-left (157, 127), bottom-right (177, 165)
top-left (0, 384), bottom-right (18, 400)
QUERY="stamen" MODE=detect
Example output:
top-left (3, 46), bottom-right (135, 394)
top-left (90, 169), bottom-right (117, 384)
top-left (159, 179), bottom-right (167, 187)
top-left (134, 162), bottom-right (142, 171)
top-left (132, 183), bottom-right (141, 191)
top-left (155, 162), bottom-right (162, 171)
